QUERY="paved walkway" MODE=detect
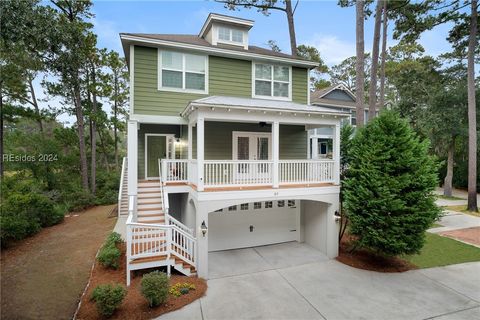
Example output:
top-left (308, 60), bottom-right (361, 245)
top-left (158, 242), bottom-right (480, 320)
top-left (429, 211), bottom-right (480, 233)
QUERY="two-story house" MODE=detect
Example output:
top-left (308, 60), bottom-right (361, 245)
top-left (118, 13), bottom-right (348, 285)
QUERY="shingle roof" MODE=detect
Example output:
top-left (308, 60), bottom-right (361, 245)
top-left (120, 33), bottom-right (311, 61)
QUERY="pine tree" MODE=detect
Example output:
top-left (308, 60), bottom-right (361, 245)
top-left (343, 111), bottom-right (441, 256)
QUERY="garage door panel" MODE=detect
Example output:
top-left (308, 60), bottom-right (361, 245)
top-left (209, 205), bottom-right (298, 252)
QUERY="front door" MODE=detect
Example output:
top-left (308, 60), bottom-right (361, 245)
top-left (146, 135), bottom-right (174, 179)
top-left (233, 132), bottom-right (271, 184)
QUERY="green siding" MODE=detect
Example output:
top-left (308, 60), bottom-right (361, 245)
top-left (138, 124), bottom-right (181, 179)
top-left (134, 46), bottom-right (206, 116)
top-left (292, 67), bottom-right (308, 104)
top-left (209, 56), bottom-right (252, 97)
top-left (279, 124), bottom-right (307, 159)
top-left (133, 45), bottom-right (310, 117)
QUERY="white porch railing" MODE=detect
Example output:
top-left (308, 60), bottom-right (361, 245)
top-left (161, 159), bottom-right (188, 183)
top-left (117, 157), bottom-right (127, 216)
top-left (279, 160), bottom-right (335, 184)
top-left (204, 160), bottom-right (273, 187)
top-left (160, 159), bottom-right (336, 188)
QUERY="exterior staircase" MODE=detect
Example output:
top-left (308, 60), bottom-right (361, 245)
top-left (137, 180), bottom-right (165, 224)
top-left (118, 158), bottom-right (129, 216)
top-left (125, 177), bottom-right (197, 285)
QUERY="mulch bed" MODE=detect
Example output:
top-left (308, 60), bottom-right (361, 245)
top-left (76, 244), bottom-right (207, 320)
top-left (336, 234), bottom-right (417, 272)
top-left (440, 227), bottom-right (480, 247)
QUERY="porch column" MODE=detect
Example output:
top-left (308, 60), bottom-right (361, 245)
top-left (187, 123), bottom-right (193, 183)
top-left (127, 120), bottom-right (138, 196)
top-left (333, 123), bottom-right (340, 185)
top-left (197, 118), bottom-right (204, 191)
top-left (272, 121), bottom-right (280, 188)
top-left (312, 137), bottom-right (318, 160)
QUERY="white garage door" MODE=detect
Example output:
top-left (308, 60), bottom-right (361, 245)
top-left (208, 200), bottom-right (299, 252)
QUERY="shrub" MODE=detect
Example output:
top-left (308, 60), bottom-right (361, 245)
top-left (169, 282), bottom-right (196, 297)
top-left (97, 232), bottom-right (122, 269)
top-left (90, 284), bottom-right (126, 317)
top-left (343, 111), bottom-right (441, 256)
top-left (141, 271), bottom-right (169, 307)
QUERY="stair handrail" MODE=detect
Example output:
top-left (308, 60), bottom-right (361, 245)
top-left (118, 157), bottom-right (127, 216)
top-left (158, 159), bottom-right (169, 216)
top-left (167, 214), bottom-right (194, 235)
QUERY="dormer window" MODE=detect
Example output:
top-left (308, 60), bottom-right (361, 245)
top-left (218, 26), bottom-right (244, 44)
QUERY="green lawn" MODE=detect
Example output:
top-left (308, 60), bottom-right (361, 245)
top-left (404, 233), bottom-right (480, 268)
top-left (431, 222), bottom-right (443, 228)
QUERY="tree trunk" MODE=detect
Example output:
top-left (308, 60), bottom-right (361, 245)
top-left (98, 128), bottom-right (110, 172)
top-left (74, 86), bottom-right (89, 192)
top-left (0, 90), bottom-right (4, 178)
top-left (444, 138), bottom-right (455, 197)
top-left (379, 0), bottom-right (387, 110)
top-left (90, 67), bottom-right (97, 195)
top-left (28, 78), bottom-right (43, 132)
top-left (114, 75), bottom-right (119, 171)
top-left (355, 0), bottom-right (365, 127)
top-left (285, 0), bottom-right (298, 56)
top-left (368, 0), bottom-right (383, 121)
top-left (467, 0), bottom-right (478, 212)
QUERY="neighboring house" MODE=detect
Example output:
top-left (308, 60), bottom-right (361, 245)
top-left (308, 84), bottom-right (356, 159)
top-left (119, 13), bottom-right (348, 284)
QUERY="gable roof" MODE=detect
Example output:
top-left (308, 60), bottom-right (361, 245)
top-left (120, 33), bottom-right (319, 68)
top-left (310, 84), bottom-right (356, 109)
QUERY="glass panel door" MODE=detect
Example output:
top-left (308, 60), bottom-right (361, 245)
top-left (146, 136), bottom-right (166, 178)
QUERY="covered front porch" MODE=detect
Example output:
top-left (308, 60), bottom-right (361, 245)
top-left (127, 96), bottom-right (347, 193)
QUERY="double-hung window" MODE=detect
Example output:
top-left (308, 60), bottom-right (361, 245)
top-left (159, 50), bottom-right (207, 93)
top-left (254, 63), bottom-right (291, 100)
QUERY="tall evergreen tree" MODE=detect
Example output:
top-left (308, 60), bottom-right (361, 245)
top-left (343, 111), bottom-right (441, 256)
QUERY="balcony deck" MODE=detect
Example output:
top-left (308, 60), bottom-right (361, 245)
top-left (165, 181), bottom-right (335, 192)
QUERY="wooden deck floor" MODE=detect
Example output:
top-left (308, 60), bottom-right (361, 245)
top-left (165, 182), bottom-right (334, 192)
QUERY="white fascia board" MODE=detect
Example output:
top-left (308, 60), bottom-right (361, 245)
top-left (120, 35), bottom-right (319, 68)
top-left (130, 114), bottom-right (187, 125)
top-left (185, 106), bottom-right (345, 127)
top-left (199, 14), bottom-right (254, 38)
top-left (182, 102), bottom-right (350, 119)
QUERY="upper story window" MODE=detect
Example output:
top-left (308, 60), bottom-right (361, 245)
top-left (218, 26), bottom-right (244, 44)
top-left (253, 63), bottom-right (291, 100)
top-left (158, 50), bottom-right (208, 94)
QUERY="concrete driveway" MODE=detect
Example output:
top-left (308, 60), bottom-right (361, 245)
top-left (158, 242), bottom-right (480, 320)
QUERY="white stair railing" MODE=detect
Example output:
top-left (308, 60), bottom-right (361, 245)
top-left (117, 157), bottom-right (127, 216)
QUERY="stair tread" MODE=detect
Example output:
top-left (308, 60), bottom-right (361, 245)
top-left (130, 255), bottom-right (168, 264)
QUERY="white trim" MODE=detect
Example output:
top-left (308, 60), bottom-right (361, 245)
top-left (316, 83), bottom-right (356, 101)
top-left (145, 133), bottom-right (175, 180)
top-left (252, 62), bottom-right (292, 101)
top-left (199, 13), bottom-right (254, 38)
top-left (158, 49), bottom-right (209, 95)
top-left (130, 114), bottom-right (187, 125)
top-left (129, 45), bottom-right (135, 115)
top-left (121, 34), bottom-right (319, 68)
top-left (232, 131), bottom-right (272, 160)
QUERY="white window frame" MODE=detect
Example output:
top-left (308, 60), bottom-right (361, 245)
top-left (216, 26), bottom-right (246, 46)
top-left (158, 50), bottom-right (209, 94)
top-left (252, 62), bottom-right (292, 101)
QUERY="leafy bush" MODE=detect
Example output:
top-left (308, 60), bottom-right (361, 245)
top-left (169, 282), bottom-right (196, 297)
top-left (343, 111), bottom-right (441, 256)
top-left (141, 271), bottom-right (169, 307)
top-left (90, 284), bottom-right (126, 317)
top-left (0, 191), bottom-right (65, 246)
top-left (97, 232), bottom-right (122, 269)
top-left (95, 171), bottom-right (120, 205)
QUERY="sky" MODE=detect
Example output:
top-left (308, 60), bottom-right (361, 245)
top-left (40, 0), bottom-right (461, 125)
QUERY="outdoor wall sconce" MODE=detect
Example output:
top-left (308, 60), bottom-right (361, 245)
top-left (200, 220), bottom-right (208, 237)
top-left (334, 210), bottom-right (341, 223)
